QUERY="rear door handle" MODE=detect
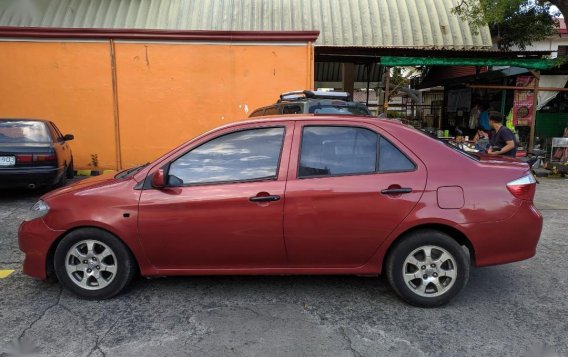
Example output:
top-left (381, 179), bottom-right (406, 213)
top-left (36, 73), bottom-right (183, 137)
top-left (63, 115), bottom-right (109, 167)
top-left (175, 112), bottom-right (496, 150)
top-left (381, 188), bottom-right (412, 195)
top-left (249, 195), bottom-right (281, 202)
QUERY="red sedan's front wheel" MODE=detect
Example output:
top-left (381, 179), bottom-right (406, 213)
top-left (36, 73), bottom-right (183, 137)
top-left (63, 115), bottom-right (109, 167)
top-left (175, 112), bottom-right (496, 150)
top-left (54, 228), bottom-right (136, 299)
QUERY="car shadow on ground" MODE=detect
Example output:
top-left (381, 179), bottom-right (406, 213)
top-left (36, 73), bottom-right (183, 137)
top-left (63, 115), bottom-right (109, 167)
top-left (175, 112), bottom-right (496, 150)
top-left (23, 264), bottom-right (518, 309)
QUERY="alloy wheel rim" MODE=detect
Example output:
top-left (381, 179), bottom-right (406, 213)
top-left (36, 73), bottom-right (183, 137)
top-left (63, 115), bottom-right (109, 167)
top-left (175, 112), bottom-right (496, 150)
top-left (65, 240), bottom-right (117, 291)
top-left (402, 245), bottom-right (457, 298)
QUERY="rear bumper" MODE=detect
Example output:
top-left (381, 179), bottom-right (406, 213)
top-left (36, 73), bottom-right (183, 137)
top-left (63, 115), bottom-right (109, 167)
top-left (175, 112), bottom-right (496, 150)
top-left (464, 201), bottom-right (543, 267)
top-left (0, 166), bottom-right (62, 188)
top-left (18, 217), bottom-right (63, 280)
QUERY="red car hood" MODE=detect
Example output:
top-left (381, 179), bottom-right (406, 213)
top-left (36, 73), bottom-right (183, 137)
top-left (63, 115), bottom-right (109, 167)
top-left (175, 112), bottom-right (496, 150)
top-left (41, 173), bottom-right (133, 200)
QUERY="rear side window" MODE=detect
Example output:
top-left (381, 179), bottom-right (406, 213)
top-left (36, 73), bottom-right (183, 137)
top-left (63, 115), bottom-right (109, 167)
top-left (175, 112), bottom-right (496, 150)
top-left (264, 106), bottom-right (279, 115)
top-left (169, 127), bottom-right (285, 185)
top-left (249, 109), bottom-right (264, 117)
top-left (282, 104), bottom-right (303, 114)
top-left (299, 126), bottom-right (378, 177)
top-left (379, 137), bottom-right (416, 172)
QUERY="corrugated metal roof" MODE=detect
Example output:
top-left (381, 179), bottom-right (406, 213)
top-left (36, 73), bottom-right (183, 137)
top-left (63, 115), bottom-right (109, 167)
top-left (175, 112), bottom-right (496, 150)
top-left (0, 0), bottom-right (493, 50)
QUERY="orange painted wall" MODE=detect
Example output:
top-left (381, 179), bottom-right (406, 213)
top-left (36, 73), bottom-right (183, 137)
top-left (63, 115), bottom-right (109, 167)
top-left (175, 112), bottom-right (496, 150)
top-left (114, 42), bottom-right (313, 168)
top-left (0, 42), bottom-right (117, 169)
top-left (0, 40), bottom-right (313, 170)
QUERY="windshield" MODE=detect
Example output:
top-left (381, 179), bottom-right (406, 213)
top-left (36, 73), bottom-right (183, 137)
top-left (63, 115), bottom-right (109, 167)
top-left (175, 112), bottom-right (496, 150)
top-left (308, 101), bottom-right (371, 116)
top-left (115, 163), bottom-right (150, 179)
top-left (0, 120), bottom-right (51, 143)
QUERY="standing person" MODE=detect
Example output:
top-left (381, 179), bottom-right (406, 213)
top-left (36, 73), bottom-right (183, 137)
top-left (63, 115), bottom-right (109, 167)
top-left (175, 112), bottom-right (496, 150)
top-left (487, 111), bottom-right (518, 157)
top-left (478, 104), bottom-right (491, 132)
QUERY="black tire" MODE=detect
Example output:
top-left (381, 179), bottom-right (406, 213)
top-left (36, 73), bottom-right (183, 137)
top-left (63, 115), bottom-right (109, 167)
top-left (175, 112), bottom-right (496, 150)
top-left (54, 228), bottom-right (136, 299)
top-left (55, 168), bottom-right (66, 188)
top-left (385, 229), bottom-right (470, 308)
top-left (66, 159), bottom-right (74, 179)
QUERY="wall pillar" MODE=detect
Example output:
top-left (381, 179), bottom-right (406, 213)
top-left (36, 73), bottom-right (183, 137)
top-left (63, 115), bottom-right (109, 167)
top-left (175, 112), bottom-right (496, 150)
top-left (342, 62), bottom-right (355, 97)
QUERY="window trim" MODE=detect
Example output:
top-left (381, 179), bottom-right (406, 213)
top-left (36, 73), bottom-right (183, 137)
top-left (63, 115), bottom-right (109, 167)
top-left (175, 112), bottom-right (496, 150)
top-left (297, 124), bottom-right (380, 179)
top-left (166, 125), bottom-right (287, 187)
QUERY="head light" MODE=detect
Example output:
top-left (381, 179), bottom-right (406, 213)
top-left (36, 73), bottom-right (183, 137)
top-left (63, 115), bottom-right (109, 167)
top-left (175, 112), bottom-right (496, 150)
top-left (27, 200), bottom-right (50, 221)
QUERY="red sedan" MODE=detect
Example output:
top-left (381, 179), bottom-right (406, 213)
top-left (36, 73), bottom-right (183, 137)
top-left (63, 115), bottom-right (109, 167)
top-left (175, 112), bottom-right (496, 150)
top-left (19, 116), bottom-right (542, 307)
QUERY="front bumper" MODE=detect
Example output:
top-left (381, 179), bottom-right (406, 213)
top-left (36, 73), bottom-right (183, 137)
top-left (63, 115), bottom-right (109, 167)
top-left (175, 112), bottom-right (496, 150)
top-left (0, 166), bottom-right (62, 188)
top-left (464, 201), bottom-right (543, 267)
top-left (18, 217), bottom-right (63, 279)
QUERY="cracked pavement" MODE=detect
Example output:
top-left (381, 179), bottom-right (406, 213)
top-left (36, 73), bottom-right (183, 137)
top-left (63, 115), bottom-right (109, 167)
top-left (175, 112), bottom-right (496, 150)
top-left (0, 178), bottom-right (567, 356)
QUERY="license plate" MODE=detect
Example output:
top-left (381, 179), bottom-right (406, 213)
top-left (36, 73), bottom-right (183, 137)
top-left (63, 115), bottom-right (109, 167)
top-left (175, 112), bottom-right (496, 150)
top-left (0, 156), bottom-right (16, 166)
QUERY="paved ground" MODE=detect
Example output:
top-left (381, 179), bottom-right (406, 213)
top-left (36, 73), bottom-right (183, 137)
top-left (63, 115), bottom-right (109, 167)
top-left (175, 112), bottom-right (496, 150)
top-left (0, 177), bottom-right (567, 357)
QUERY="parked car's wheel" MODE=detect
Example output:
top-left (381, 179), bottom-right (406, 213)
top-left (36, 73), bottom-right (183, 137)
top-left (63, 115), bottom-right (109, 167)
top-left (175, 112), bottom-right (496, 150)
top-left (54, 228), bottom-right (136, 299)
top-left (386, 230), bottom-right (470, 307)
top-left (55, 169), bottom-right (66, 188)
top-left (66, 159), bottom-right (74, 179)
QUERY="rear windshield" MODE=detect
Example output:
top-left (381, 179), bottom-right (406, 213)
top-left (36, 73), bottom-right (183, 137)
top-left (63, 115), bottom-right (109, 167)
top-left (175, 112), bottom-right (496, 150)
top-left (412, 127), bottom-right (480, 161)
top-left (0, 121), bottom-right (51, 143)
top-left (308, 101), bottom-right (371, 116)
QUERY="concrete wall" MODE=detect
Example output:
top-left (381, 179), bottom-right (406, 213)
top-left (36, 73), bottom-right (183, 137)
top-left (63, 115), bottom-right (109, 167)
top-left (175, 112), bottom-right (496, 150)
top-left (0, 40), bottom-right (314, 170)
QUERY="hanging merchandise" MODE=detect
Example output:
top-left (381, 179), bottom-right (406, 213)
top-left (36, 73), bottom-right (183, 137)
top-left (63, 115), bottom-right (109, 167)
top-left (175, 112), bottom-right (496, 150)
top-left (506, 109), bottom-right (516, 133)
top-left (469, 105), bottom-right (481, 130)
top-left (513, 76), bottom-right (536, 126)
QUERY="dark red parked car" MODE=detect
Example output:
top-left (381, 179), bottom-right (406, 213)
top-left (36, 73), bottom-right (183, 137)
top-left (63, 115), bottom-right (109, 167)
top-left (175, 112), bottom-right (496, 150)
top-left (18, 116), bottom-right (542, 307)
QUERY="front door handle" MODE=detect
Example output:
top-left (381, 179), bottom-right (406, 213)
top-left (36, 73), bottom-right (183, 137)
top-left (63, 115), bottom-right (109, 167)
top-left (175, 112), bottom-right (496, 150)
top-left (381, 188), bottom-right (412, 195)
top-left (249, 195), bottom-right (281, 202)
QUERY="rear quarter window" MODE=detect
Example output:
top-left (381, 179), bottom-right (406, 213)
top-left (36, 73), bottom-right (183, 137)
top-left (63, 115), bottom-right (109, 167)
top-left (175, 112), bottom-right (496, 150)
top-left (378, 137), bottom-right (416, 172)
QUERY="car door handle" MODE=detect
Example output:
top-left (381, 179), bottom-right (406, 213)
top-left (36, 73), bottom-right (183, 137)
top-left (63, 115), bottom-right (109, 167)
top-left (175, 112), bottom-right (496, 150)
top-left (249, 195), bottom-right (281, 202)
top-left (381, 188), bottom-right (412, 195)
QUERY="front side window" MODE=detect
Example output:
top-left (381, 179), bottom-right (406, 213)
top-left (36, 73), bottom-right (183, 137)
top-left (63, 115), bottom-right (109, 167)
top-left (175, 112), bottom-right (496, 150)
top-left (169, 127), bottom-right (285, 185)
top-left (299, 126), bottom-right (378, 177)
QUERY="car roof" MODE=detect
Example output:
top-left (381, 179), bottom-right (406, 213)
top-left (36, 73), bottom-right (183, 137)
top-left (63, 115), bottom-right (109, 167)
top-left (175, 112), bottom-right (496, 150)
top-left (222, 114), bottom-right (409, 130)
top-left (0, 118), bottom-right (51, 123)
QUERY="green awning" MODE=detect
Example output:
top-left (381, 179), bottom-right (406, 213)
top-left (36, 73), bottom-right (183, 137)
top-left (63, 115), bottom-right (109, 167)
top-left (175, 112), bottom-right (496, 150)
top-left (381, 56), bottom-right (557, 70)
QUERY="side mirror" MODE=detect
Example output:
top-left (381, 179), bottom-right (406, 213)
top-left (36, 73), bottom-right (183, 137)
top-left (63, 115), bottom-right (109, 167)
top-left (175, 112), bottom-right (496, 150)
top-left (63, 134), bottom-right (74, 141)
top-left (151, 169), bottom-right (166, 188)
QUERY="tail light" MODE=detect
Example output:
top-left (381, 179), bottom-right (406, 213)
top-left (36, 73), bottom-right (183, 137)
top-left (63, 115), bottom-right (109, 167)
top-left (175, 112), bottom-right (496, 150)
top-left (16, 154), bottom-right (33, 163)
top-left (15, 152), bottom-right (56, 164)
top-left (33, 153), bottom-right (56, 162)
top-left (507, 174), bottom-right (537, 201)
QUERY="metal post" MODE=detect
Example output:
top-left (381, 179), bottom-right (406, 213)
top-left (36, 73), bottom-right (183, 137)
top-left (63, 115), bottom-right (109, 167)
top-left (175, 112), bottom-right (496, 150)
top-left (529, 71), bottom-right (540, 152)
top-left (366, 63), bottom-right (371, 106)
top-left (109, 39), bottom-right (122, 171)
top-left (500, 78), bottom-right (507, 115)
top-left (383, 66), bottom-right (390, 115)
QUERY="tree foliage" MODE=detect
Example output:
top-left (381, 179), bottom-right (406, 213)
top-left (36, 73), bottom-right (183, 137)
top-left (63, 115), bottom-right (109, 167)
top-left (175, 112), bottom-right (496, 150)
top-left (452, 0), bottom-right (562, 50)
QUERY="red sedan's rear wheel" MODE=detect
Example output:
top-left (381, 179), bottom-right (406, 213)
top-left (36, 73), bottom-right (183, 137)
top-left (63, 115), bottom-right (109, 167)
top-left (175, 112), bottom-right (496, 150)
top-left (386, 230), bottom-right (470, 307)
top-left (54, 228), bottom-right (136, 299)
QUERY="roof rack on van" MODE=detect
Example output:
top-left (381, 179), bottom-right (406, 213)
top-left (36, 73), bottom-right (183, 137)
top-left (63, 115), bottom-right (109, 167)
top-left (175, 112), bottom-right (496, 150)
top-left (303, 90), bottom-right (351, 101)
top-left (278, 90), bottom-right (352, 102)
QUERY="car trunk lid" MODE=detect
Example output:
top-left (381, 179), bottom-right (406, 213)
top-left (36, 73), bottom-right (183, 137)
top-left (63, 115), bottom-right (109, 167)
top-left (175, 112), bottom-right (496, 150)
top-left (0, 143), bottom-right (56, 168)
